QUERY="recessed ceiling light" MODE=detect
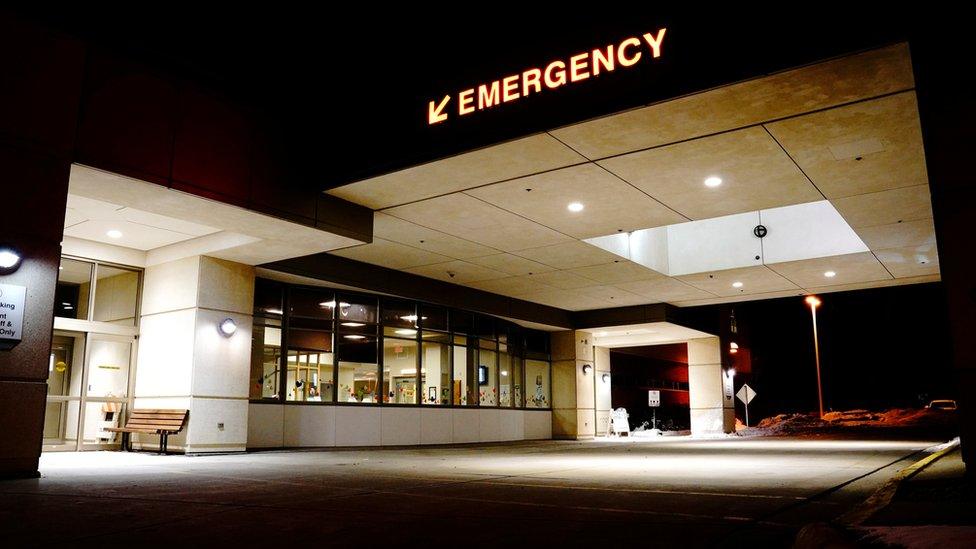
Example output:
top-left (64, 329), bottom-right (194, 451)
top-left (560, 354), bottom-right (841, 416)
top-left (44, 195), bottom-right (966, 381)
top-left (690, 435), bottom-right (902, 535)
top-left (704, 176), bottom-right (723, 188)
top-left (732, 281), bottom-right (743, 288)
top-left (106, 229), bottom-right (123, 239)
top-left (567, 202), bottom-right (584, 212)
top-left (343, 335), bottom-right (366, 340)
top-left (824, 271), bottom-right (836, 278)
top-left (341, 322), bottom-right (365, 327)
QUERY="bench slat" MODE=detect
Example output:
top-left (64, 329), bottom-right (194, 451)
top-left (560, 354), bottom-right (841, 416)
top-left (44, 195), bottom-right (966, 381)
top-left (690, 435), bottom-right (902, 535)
top-left (116, 409), bottom-right (189, 436)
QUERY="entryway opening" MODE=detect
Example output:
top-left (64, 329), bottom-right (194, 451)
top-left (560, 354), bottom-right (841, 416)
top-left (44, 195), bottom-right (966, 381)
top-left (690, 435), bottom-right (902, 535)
top-left (609, 343), bottom-right (690, 432)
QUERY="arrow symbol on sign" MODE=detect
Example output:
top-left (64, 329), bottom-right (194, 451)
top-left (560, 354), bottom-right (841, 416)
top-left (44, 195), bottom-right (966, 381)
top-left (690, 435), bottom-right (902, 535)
top-left (428, 95), bottom-right (450, 125)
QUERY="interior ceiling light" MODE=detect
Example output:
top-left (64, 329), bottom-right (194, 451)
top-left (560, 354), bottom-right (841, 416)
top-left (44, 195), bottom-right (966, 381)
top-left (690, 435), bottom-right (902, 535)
top-left (704, 176), bottom-right (723, 188)
top-left (732, 281), bottom-right (744, 288)
top-left (395, 329), bottom-right (417, 336)
top-left (106, 229), bottom-right (123, 239)
top-left (824, 271), bottom-right (836, 278)
top-left (341, 322), bottom-right (365, 327)
top-left (567, 202), bottom-right (585, 212)
top-left (343, 335), bottom-right (366, 340)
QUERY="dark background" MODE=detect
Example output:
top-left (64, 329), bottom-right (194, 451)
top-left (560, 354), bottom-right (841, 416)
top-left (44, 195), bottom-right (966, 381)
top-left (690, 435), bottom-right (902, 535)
top-left (18, 8), bottom-right (919, 187)
top-left (697, 283), bottom-right (953, 422)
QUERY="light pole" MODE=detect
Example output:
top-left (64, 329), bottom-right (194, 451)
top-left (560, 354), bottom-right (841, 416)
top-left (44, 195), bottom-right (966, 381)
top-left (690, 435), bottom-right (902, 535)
top-left (805, 295), bottom-right (824, 419)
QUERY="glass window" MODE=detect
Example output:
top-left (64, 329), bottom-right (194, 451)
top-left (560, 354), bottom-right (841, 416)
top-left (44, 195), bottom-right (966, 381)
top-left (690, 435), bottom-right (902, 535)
top-left (421, 332), bottom-right (451, 405)
top-left (499, 346), bottom-right (512, 407)
top-left (451, 310), bottom-right (473, 335)
top-left (289, 288), bottom-right (335, 319)
top-left (453, 341), bottom-right (477, 406)
top-left (383, 337), bottom-right (418, 404)
top-left (475, 315), bottom-right (495, 340)
top-left (92, 264), bottom-right (139, 326)
top-left (56, 258), bottom-right (92, 319)
top-left (286, 329), bottom-right (334, 402)
top-left (254, 278), bottom-right (284, 316)
top-left (525, 359), bottom-right (551, 409)
top-left (512, 354), bottom-right (524, 408)
top-left (85, 338), bottom-right (131, 398)
top-left (382, 299), bottom-right (417, 329)
top-left (250, 318), bottom-right (282, 400)
top-left (420, 304), bottom-right (447, 331)
top-left (478, 340), bottom-right (497, 406)
top-left (336, 295), bottom-right (377, 324)
top-left (337, 333), bottom-right (378, 403)
top-left (525, 331), bottom-right (549, 355)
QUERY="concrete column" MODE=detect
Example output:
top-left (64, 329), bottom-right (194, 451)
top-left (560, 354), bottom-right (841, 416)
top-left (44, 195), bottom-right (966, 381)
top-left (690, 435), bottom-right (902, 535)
top-left (133, 256), bottom-right (254, 452)
top-left (594, 346), bottom-right (612, 436)
top-left (0, 16), bottom-right (83, 478)
top-left (687, 337), bottom-right (734, 436)
top-left (913, 33), bottom-right (976, 470)
top-left (550, 330), bottom-right (595, 439)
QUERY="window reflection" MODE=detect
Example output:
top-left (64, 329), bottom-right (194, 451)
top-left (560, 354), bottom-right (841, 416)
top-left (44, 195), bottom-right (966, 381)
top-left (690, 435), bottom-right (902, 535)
top-left (252, 278), bottom-right (552, 409)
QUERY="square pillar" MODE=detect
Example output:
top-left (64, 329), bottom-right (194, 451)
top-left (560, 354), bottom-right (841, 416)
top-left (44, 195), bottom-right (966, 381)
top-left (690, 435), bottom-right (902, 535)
top-left (687, 337), bottom-right (735, 436)
top-left (133, 256), bottom-right (254, 452)
top-left (550, 330), bottom-right (595, 439)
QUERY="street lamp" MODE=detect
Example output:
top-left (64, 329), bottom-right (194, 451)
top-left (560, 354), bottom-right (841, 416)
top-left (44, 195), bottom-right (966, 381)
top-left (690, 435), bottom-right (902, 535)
top-left (805, 295), bottom-right (824, 419)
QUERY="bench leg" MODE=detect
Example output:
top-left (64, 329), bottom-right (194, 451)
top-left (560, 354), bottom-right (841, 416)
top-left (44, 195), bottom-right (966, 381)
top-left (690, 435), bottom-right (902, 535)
top-left (121, 432), bottom-right (130, 452)
top-left (160, 432), bottom-right (167, 455)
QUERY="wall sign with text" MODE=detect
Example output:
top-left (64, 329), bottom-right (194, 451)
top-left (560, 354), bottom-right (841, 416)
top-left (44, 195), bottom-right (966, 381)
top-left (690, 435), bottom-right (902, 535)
top-left (427, 28), bottom-right (668, 125)
top-left (0, 283), bottom-right (26, 350)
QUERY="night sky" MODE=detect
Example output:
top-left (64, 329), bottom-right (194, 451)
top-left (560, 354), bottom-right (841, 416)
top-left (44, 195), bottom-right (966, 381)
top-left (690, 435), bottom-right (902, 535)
top-left (20, 9), bottom-right (922, 187)
top-left (710, 282), bottom-right (953, 420)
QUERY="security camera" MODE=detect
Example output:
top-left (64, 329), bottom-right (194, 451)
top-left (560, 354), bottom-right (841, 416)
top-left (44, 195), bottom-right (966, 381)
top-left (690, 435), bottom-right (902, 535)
top-left (447, 271), bottom-right (456, 278)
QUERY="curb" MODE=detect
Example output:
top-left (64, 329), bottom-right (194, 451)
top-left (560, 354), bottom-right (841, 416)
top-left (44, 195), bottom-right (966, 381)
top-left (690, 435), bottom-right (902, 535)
top-left (836, 437), bottom-right (960, 526)
top-left (792, 438), bottom-right (960, 549)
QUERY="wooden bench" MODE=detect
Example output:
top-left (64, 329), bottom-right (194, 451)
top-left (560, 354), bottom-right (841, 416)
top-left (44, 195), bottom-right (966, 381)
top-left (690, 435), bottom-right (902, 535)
top-left (104, 409), bottom-right (189, 454)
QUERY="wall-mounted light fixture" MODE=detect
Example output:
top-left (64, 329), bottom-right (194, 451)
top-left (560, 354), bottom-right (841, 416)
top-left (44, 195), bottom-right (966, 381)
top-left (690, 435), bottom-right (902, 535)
top-left (582, 364), bottom-right (592, 375)
top-left (218, 318), bottom-right (237, 337)
top-left (0, 246), bottom-right (23, 275)
top-left (602, 373), bottom-right (610, 383)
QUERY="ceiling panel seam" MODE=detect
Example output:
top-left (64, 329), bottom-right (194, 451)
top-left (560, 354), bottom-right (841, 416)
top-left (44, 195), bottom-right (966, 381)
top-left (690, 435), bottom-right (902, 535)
top-left (346, 91), bottom-right (915, 212)
top-left (546, 131), bottom-right (693, 221)
top-left (760, 124), bottom-right (828, 201)
top-left (373, 159), bottom-right (592, 211)
top-left (584, 88), bottom-right (916, 164)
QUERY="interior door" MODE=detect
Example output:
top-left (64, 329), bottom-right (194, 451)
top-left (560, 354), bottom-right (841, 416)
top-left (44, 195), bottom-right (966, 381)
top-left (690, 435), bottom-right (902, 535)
top-left (42, 332), bottom-right (86, 451)
top-left (77, 333), bottom-right (135, 450)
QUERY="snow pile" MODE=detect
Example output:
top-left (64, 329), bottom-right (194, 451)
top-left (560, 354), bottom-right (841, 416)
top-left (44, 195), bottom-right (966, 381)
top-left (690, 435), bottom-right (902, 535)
top-left (743, 408), bottom-right (957, 437)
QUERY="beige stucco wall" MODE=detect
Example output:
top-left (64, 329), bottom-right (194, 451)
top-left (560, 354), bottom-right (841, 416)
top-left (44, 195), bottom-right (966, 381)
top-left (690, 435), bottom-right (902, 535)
top-left (687, 337), bottom-right (735, 436)
top-left (133, 255), bottom-right (255, 453)
top-left (550, 330), bottom-right (596, 439)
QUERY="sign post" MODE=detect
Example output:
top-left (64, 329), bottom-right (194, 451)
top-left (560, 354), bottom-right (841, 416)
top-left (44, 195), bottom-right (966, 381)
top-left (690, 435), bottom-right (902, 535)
top-left (736, 384), bottom-right (757, 427)
top-left (0, 284), bottom-right (26, 350)
top-left (648, 390), bottom-right (660, 430)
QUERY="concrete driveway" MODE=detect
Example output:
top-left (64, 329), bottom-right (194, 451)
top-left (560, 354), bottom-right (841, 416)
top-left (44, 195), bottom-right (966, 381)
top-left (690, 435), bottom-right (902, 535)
top-left (0, 436), bottom-right (940, 547)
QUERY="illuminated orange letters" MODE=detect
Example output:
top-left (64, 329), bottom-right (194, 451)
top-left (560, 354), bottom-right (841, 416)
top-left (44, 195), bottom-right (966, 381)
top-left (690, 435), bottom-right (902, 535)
top-left (427, 28), bottom-right (667, 125)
